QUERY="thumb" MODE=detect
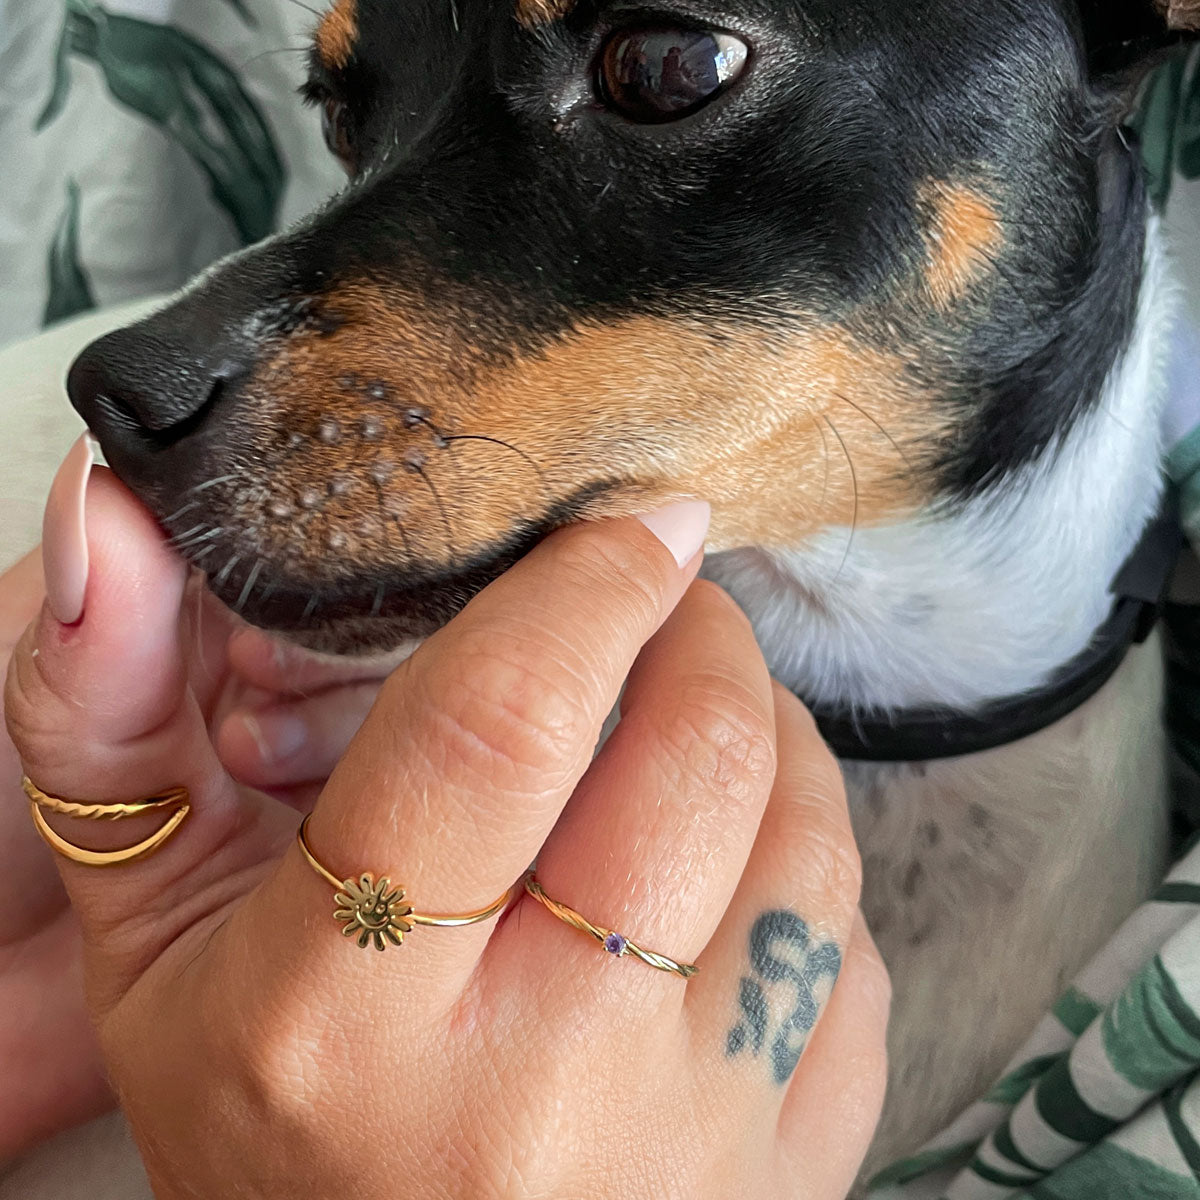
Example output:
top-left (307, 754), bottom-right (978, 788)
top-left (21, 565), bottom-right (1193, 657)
top-left (4, 445), bottom-right (285, 1008)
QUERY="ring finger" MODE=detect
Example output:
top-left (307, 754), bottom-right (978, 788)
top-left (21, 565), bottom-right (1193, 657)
top-left (522, 580), bottom-right (777, 992)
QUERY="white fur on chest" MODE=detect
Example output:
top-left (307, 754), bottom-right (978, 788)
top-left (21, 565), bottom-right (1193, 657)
top-left (704, 229), bottom-right (1173, 713)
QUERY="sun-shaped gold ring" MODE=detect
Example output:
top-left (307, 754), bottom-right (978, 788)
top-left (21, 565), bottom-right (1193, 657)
top-left (297, 816), bottom-right (516, 951)
top-left (334, 874), bottom-right (415, 950)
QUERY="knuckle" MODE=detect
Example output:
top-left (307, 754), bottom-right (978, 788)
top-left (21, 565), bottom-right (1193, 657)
top-left (553, 536), bottom-right (672, 633)
top-left (663, 673), bottom-right (776, 800)
top-left (771, 679), bottom-right (821, 739)
top-left (3, 648), bottom-right (65, 773)
top-left (223, 989), bottom-right (327, 1128)
top-left (689, 578), bottom-right (751, 627)
top-left (775, 769), bottom-right (863, 918)
top-left (803, 810), bottom-right (864, 915)
top-left (795, 739), bottom-right (849, 813)
top-left (415, 631), bottom-right (594, 791)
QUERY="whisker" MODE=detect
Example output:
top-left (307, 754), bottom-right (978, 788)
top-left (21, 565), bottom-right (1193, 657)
top-left (188, 474), bottom-right (239, 497)
top-left (412, 416), bottom-right (464, 486)
top-left (370, 478), bottom-right (417, 564)
top-left (164, 501), bottom-right (201, 526)
top-left (168, 522), bottom-right (208, 546)
top-left (441, 433), bottom-right (549, 494)
top-left (235, 559), bottom-right (264, 614)
top-left (412, 466), bottom-right (454, 556)
top-left (411, 414), bottom-right (449, 447)
top-left (213, 554), bottom-right (242, 589)
top-left (238, 44), bottom-right (312, 70)
top-left (822, 416), bottom-right (859, 577)
top-left (283, 0), bottom-right (323, 18)
top-left (810, 415), bottom-right (832, 518)
top-left (302, 594), bottom-right (320, 623)
top-left (1100, 403), bottom-right (1135, 435)
top-left (393, 515), bottom-right (415, 560)
top-left (833, 392), bottom-right (911, 466)
top-left (370, 583), bottom-right (386, 618)
top-left (173, 527), bottom-right (226, 553)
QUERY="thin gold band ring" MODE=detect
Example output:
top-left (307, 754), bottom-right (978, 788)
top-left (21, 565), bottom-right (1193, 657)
top-left (297, 815), bottom-right (516, 951)
top-left (523, 876), bottom-right (699, 979)
top-left (24, 775), bottom-right (191, 867)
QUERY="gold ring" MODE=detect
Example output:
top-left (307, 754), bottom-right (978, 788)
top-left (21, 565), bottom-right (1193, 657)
top-left (523, 876), bottom-right (699, 979)
top-left (23, 775), bottom-right (190, 867)
top-left (297, 815), bottom-right (516, 951)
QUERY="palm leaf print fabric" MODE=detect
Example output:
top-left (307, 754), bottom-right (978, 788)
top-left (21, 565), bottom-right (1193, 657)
top-left (0, 0), bottom-right (344, 347)
top-left (38, 0), bottom-right (286, 246)
top-left (871, 854), bottom-right (1200, 1197)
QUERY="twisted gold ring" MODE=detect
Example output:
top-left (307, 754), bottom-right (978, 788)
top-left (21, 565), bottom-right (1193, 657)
top-left (24, 775), bottom-right (190, 867)
top-left (297, 815), bottom-right (516, 951)
top-left (523, 876), bottom-right (699, 979)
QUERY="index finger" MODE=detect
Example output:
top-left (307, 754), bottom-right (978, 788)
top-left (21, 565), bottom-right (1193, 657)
top-left (295, 503), bottom-right (710, 965)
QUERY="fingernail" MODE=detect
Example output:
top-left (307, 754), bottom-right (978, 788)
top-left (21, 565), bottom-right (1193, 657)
top-left (43, 434), bottom-right (96, 625)
top-left (240, 711), bottom-right (309, 766)
top-left (636, 501), bottom-right (711, 568)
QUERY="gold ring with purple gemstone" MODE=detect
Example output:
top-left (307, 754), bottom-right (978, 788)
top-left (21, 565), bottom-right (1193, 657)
top-left (297, 816), bottom-right (517, 951)
top-left (522, 876), bottom-right (699, 979)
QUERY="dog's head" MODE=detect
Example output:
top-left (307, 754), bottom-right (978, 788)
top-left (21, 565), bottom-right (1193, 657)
top-left (67, 0), bottom-right (1195, 652)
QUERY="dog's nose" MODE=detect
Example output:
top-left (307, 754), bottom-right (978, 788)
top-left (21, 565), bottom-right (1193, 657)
top-left (67, 325), bottom-right (251, 466)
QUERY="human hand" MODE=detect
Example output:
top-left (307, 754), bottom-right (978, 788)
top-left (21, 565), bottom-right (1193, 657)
top-left (6, 467), bottom-right (888, 1198)
top-left (0, 447), bottom-right (391, 1160)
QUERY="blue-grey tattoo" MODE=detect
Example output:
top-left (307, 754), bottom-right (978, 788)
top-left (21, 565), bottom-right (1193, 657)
top-left (726, 910), bottom-right (842, 1084)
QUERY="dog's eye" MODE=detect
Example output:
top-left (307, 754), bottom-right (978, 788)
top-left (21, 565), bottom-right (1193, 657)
top-left (322, 98), bottom-right (355, 173)
top-left (597, 28), bottom-right (749, 123)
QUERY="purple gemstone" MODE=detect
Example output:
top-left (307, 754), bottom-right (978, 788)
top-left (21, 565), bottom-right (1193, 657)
top-left (604, 932), bottom-right (628, 956)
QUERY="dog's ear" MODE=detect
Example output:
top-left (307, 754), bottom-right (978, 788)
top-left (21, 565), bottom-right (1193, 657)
top-left (1076, 0), bottom-right (1199, 76)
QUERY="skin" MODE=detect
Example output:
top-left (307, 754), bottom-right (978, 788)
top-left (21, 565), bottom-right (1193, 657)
top-left (0, 550), bottom-right (394, 1159)
top-left (3, 470), bottom-right (889, 1196)
top-left (0, 549), bottom-right (104, 1157)
top-left (0, 583), bottom-right (364, 1161)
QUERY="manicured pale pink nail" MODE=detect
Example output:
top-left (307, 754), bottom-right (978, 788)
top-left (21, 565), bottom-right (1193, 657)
top-left (636, 501), bottom-right (711, 568)
top-left (43, 434), bottom-right (96, 625)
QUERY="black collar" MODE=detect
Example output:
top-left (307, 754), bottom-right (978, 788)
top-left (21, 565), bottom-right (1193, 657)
top-left (810, 490), bottom-right (1182, 763)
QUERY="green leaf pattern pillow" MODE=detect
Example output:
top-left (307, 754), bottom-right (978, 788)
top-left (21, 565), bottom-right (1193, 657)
top-left (0, 0), bottom-right (344, 347)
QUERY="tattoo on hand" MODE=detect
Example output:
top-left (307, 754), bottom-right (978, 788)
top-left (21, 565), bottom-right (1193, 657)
top-left (726, 910), bottom-right (842, 1084)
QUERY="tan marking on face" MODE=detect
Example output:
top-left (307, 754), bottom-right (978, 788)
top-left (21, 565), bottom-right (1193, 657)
top-left (315, 0), bottom-right (358, 71)
top-left (224, 283), bottom-right (947, 588)
top-left (1160, 0), bottom-right (1200, 32)
top-left (921, 182), bottom-right (1003, 309)
top-left (515, 0), bottom-right (574, 30)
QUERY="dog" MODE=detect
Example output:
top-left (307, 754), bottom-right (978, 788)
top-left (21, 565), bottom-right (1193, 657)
top-left (61, 0), bottom-right (1199, 1184)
